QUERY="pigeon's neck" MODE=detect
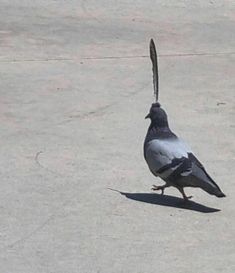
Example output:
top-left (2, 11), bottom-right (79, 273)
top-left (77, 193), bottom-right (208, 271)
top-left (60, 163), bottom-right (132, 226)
top-left (149, 121), bottom-right (170, 132)
top-left (146, 123), bottom-right (176, 141)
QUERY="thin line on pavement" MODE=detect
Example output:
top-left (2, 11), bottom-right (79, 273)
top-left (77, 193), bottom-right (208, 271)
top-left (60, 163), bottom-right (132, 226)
top-left (0, 51), bottom-right (235, 63)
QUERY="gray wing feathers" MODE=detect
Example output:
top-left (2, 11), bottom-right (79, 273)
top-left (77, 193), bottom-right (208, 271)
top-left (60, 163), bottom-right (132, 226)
top-left (145, 138), bottom-right (191, 175)
top-left (144, 135), bottom-right (225, 197)
top-left (191, 161), bottom-right (221, 193)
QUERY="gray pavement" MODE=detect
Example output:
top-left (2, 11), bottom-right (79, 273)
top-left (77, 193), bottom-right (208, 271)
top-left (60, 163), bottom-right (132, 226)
top-left (0, 1), bottom-right (235, 272)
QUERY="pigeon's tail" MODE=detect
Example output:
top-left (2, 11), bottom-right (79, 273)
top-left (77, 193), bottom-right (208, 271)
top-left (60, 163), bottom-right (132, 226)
top-left (196, 175), bottom-right (226, 198)
top-left (205, 186), bottom-right (226, 198)
top-left (216, 191), bottom-right (226, 198)
top-left (186, 154), bottom-right (226, 198)
top-left (186, 160), bottom-right (226, 198)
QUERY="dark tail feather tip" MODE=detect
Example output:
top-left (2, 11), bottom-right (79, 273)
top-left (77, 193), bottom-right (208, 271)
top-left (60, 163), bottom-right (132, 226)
top-left (217, 192), bottom-right (226, 198)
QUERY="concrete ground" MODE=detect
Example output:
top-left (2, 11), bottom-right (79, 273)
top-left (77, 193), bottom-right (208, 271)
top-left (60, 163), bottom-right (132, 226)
top-left (0, 1), bottom-right (235, 272)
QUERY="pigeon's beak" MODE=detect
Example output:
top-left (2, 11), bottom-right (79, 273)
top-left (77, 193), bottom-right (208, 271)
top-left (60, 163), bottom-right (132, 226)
top-left (145, 113), bottom-right (150, 119)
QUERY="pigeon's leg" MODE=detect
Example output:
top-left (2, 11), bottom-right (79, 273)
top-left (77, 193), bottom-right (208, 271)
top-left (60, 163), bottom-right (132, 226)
top-left (151, 184), bottom-right (169, 195)
top-left (178, 188), bottom-right (193, 201)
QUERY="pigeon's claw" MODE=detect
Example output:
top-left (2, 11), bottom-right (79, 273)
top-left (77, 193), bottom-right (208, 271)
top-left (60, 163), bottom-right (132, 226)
top-left (183, 195), bottom-right (193, 202)
top-left (151, 184), bottom-right (166, 195)
top-left (178, 188), bottom-right (193, 201)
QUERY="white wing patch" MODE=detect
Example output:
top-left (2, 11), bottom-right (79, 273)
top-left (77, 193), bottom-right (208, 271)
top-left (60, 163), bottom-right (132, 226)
top-left (145, 138), bottom-right (192, 176)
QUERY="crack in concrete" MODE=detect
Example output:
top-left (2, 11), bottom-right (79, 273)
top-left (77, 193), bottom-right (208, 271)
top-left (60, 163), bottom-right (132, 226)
top-left (69, 103), bottom-right (114, 119)
top-left (0, 51), bottom-right (234, 63)
top-left (59, 102), bottom-right (115, 125)
top-left (2, 196), bottom-right (76, 251)
top-left (59, 80), bottom-right (147, 125)
top-left (34, 150), bottom-right (65, 178)
top-left (2, 153), bottom-right (80, 251)
top-left (4, 214), bottom-right (55, 250)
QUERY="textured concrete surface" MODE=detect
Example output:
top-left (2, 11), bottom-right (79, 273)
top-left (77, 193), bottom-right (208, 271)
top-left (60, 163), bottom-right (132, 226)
top-left (0, 1), bottom-right (235, 273)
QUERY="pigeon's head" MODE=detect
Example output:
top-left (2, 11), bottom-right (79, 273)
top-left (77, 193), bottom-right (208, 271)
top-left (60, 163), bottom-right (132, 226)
top-left (145, 102), bottom-right (169, 128)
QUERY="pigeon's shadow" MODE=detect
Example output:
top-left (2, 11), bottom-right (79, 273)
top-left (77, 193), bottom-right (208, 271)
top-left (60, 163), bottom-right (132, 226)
top-left (109, 189), bottom-right (220, 213)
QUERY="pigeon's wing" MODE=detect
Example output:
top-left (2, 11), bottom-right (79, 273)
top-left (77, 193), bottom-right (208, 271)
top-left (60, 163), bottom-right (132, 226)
top-left (145, 136), bottom-right (225, 196)
top-left (145, 138), bottom-right (191, 177)
top-left (187, 153), bottom-right (223, 192)
top-left (169, 152), bottom-right (225, 196)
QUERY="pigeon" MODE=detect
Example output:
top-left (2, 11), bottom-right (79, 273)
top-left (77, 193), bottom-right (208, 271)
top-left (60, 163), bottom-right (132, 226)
top-left (143, 39), bottom-right (225, 201)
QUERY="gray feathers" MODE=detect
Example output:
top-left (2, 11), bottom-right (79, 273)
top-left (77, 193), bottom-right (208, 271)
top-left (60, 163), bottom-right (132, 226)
top-left (144, 138), bottom-right (191, 176)
top-left (144, 40), bottom-right (225, 200)
top-left (144, 103), bottom-right (226, 199)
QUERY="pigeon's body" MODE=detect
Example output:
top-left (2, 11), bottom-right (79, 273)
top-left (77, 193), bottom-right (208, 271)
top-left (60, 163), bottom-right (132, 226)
top-left (144, 137), bottom-right (191, 178)
top-left (144, 103), bottom-right (225, 200)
